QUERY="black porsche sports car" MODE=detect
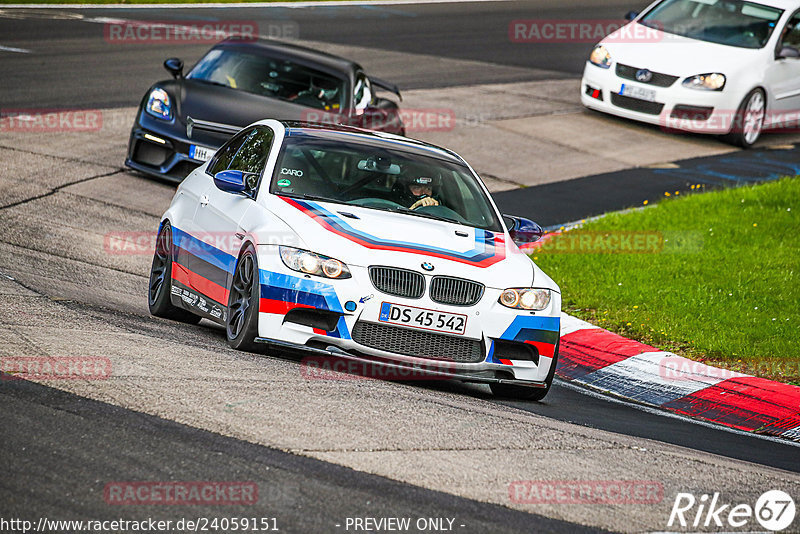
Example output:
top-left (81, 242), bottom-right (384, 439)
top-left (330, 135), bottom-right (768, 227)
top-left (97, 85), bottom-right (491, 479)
top-left (125, 38), bottom-right (405, 181)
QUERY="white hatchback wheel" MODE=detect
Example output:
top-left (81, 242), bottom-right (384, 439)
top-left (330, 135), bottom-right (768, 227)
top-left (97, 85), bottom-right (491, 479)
top-left (742, 91), bottom-right (765, 145)
top-left (723, 89), bottom-right (766, 148)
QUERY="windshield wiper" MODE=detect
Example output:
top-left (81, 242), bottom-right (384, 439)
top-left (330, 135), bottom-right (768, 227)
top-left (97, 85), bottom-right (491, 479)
top-left (192, 79), bottom-right (230, 88)
top-left (390, 206), bottom-right (460, 224)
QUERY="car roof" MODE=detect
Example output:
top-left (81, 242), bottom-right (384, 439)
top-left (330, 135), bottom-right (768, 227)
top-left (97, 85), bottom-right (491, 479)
top-left (216, 37), bottom-right (361, 74)
top-left (639, 0), bottom-right (796, 13)
top-left (279, 121), bottom-right (465, 162)
top-left (755, 0), bottom-right (798, 10)
top-left (704, 0), bottom-right (795, 10)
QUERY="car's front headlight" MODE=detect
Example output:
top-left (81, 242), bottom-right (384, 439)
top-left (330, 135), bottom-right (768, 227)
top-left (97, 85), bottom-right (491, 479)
top-left (279, 246), bottom-right (351, 279)
top-left (145, 88), bottom-right (172, 120)
top-left (682, 73), bottom-right (726, 91)
top-left (498, 288), bottom-right (551, 311)
top-left (589, 45), bottom-right (612, 69)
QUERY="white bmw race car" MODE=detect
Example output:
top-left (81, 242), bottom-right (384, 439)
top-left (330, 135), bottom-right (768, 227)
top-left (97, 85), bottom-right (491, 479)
top-left (148, 119), bottom-right (562, 399)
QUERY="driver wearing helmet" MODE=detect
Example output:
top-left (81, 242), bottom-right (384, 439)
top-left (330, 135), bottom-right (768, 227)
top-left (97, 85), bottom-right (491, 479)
top-left (292, 76), bottom-right (340, 110)
top-left (404, 174), bottom-right (441, 210)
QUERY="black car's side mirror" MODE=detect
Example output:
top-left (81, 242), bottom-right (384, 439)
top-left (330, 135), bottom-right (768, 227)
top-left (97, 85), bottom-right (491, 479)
top-left (624, 10), bottom-right (639, 21)
top-left (777, 45), bottom-right (800, 59)
top-left (504, 215), bottom-right (544, 245)
top-left (164, 58), bottom-right (184, 79)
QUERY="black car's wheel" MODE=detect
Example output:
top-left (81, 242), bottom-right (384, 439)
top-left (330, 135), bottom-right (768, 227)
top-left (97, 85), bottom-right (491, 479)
top-left (226, 245), bottom-right (260, 351)
top-left (722, 88), bottom-right (766, 148)
top-left (490, 340), bottom-right (560, 401)
top-left (148, 222), bottom-right (201, 324)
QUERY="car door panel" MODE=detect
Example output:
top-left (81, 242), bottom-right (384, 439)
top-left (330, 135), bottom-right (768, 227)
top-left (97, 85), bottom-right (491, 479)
top-left (167, 170), bottom-right (211, 311)
top-left (766, 10), bottom-right (800, 120)
top-left (190, 126), bottom-right (275, 310)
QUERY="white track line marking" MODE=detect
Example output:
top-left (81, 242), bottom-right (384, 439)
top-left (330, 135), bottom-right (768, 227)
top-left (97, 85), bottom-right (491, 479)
top-left (0, 45), bottom-right (31, 53)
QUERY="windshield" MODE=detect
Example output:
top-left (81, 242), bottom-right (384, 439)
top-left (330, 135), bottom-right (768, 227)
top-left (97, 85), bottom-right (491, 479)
top-left (639, 0), bottom-right (782, 48)
top-left (269, 132), bottom-right (502, 232)
top-left (187, 48), bottom-right (347, 111)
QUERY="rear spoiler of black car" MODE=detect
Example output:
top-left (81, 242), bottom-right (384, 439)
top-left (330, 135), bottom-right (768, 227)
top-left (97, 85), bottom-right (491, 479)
top-left (370, 76), bottom-right (402, 102)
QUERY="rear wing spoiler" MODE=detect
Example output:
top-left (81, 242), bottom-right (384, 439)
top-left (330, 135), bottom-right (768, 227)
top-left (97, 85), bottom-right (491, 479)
top-left (370, 76), bottom-right (402, 102)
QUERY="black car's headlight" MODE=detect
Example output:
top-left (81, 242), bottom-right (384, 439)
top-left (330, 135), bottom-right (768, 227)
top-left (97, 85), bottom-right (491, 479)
top-left (682, 73), bottom-right (726, 91)
top-left (499, 288), bottom-right (551, 310)
top-left (589, 45), bottom-right (612, 69)
top-left (279, 247), bottom-right (351, 279)
top-left (145, 88), bottom-right (172, 120)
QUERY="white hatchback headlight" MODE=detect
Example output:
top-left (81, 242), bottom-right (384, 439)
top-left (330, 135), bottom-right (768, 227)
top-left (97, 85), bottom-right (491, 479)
top-left (682, 73), bottom-right (726, 91)
top-left (279, 246), bottom-right (351, 279)
top-left (145, 88), bottom-right (172, 120)
top-left (499, 288), bottom-right (551, 310)
top-left (589, 45), bottom-right (612, 69)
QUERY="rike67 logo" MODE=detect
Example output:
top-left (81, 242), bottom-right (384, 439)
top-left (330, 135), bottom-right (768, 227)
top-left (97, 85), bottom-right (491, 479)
top-left (668, 490), bottom-right (796, 531)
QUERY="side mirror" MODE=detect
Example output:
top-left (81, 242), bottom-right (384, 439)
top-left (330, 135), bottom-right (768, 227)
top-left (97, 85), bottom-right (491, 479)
top-left (214, 170), bottom-right (248, 194)
top-left (777, 46), bottom-right (800, 59)
top-left (504, 215), bottom-right (544, 245)
top-left (624, 10), bottom-right (639, 21)
top-left (164, 58), bottom-right (184, 79)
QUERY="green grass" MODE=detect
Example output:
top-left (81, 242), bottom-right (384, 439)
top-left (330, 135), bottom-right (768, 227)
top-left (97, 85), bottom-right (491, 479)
top-left (533, 177), bottom-right (800, 384)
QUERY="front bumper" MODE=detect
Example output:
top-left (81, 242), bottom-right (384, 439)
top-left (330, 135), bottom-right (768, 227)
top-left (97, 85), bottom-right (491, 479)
top-left (256, 337), bottom-right (550, 387)
top-left (254, 247), bottom-right (562, 385)
top-left (125, 109), bottom-right (234, 182)
top-left (580, 61), bottom-right (741, 135)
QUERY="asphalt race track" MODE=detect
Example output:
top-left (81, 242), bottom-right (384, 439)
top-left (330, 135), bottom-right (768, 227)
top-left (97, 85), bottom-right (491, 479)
top-left (0, 0), bottom-right (634, 108)
top-left (1, 377), bottom-right (601, 534)
top-left (1, 2), bottom-right (799, 533)
top-left (494, 143), bottom-right (800, 227)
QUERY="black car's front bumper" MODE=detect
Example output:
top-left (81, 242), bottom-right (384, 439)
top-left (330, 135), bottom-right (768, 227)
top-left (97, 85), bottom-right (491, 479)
top-left (125, 109), bottom-right (235, 182)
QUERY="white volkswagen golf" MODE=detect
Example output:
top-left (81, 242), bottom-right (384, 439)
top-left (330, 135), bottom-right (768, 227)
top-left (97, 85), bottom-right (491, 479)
top-left (148, 120), bottom-right (562, 399)
top-left (581, 0), bottom-right (800, 146)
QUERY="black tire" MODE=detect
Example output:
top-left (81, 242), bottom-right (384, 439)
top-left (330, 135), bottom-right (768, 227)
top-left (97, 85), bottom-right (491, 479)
top-left (721, 88), bottom-right (765, 148)
top-left (226, 244), bottom-right (260, 351)
top-left (490, 340), bottom-right (560, 401)
top-left (148, 222), bottom-right (202, 324)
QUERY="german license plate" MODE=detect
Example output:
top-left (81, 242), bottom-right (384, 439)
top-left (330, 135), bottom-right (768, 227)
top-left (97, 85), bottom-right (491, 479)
top-left (619, 83), bottom-right (656, 102)
top-left (379, 302), bottom-right (467, 335)
top-left (189, 144), bottom-right (214, 162)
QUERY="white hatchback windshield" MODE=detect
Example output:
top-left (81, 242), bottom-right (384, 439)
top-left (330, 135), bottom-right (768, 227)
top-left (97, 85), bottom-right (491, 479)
top-left (639, 0), bottom-right (783, 48)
